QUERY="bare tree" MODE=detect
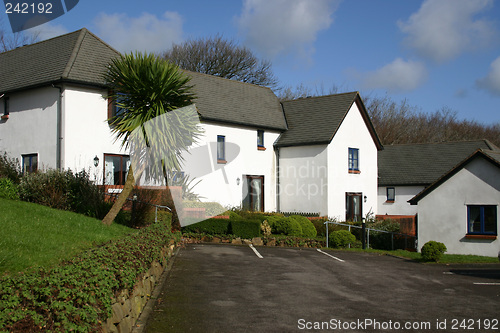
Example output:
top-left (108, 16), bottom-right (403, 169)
top-left (0, 17), bottom-right (39, 52)
top-left (163, 35), bottom-right (278, 88)
top-left (276, 83), bottom-right (342, 101)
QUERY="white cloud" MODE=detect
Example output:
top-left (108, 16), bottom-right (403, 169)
top-left (398, 0), bottom-right (495, 62)
top-left (26, 22), bottom-right (69, 41)
top-left (235, 0), bottom-right (339, 61)
top-left (476, 56), bottom-right (500, 96)
top-left (361, 58), bottom-right (428, 93)
top-left (93, 11), bottom-right (184, 53)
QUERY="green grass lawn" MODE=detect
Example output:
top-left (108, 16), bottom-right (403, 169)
top-left (0, 198), bottom-right (135, 275)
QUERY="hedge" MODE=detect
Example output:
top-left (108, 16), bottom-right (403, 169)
top-left (230, 219), bottom-right (260, 239)
top-left (0, 220), bottom-right (178, 332)
top-left (181, 218), bottom-right (231, 235)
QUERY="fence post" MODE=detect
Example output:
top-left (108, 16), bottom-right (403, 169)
top-left (391, 233), bottom-right (394, 251)
top-left (326, 221), bottom-right (329, 248)
top-left (361, 220), bottom-right (366, 250)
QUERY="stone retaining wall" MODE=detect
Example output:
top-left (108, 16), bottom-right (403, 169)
top-left (102, 240), bottom-right (176, 333)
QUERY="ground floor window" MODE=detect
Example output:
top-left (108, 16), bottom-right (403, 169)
top-left (104, 154), bottom-right (130, 185)
top-left (346, 192), bottom-right (362, 222)
top-left (467, 205), bottom-right (497, 235)
top-left (22, 153), bottom-right (38, 174)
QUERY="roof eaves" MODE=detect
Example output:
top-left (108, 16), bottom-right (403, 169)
top-left (408, 149), bottom-right (500, 205)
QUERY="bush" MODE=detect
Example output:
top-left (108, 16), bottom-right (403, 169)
top-left (0, 152), bottom-right (21, 184)
top-left (230, 219), bottom-right (260, 239)
top-left (421, 241), bottom-right (447, 262)
top-left (0, 178), bottom-right (19, 200)
top-left (181, 218), bottom-right (230, 234)
top-left (261, 220), bottom-right (272, 237)
top-left (329, 230), bottom-right (356, 248)
top-left (267, 216), bottom-right (302, 236)
top-left (289, 215), bottom-right (317, 238)
top-left (0, 220), bottom-right (178, 332)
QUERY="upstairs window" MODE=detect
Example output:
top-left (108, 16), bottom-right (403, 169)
top-left (467, 205), bottom-right (497, 235)
top-left (2, 96), bottom-right (9, 119)
top-left (107, 91), bottom-right (126, 121)
top-left (348, 148), bottom-right (360, 173)
top-left (386, 187), bottom-right (395, 202)
top-left (257, 130), bottom-right (265, 150)
top-left (22, 153), bottom-right (38, 174)
top-left (217, 135), bottom-right (226, 163)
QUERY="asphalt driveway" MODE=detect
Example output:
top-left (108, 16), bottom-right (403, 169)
top-left (143, 244), bottom-right (500, 332)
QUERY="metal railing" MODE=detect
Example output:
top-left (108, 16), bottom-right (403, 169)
top-left (104, 192), bottom-right (172, 223)
top-left (324, 220), bottom-right (417, 251)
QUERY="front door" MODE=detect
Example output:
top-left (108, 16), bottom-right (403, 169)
top-left (243, 175), bottom-right (264, 212)
top-left (346, 192), bottom-right (362, 222)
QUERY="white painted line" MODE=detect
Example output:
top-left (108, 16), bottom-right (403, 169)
top-left (317, 249), bottom-right (345, 262)
top-left (473, 282), bottom-right (500, 286)
top-left (249, 244), bottom-right (263, 259)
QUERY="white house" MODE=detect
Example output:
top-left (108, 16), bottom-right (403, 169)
top-left (377, 140), bottom-right (497, 217)
top-left (276, 93), bottom-right (382, 220)
top-left (1, 28), bottom-right (381, 219)
top-left (409, 150), bottom-right (500, 257)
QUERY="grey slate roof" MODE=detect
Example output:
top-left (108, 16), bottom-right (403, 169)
top-left (0, 28), bottom-right (119, 93)
top-left (409, 148), bottom-right (500, 204)
top-left (378, 140), bottom-right (498, 186)
top-left (186, 71), bottom-right (287, 131)
top-left (276, 92), bottom-right (382, 148)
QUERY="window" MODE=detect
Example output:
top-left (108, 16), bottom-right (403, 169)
top-left (257, 130), bottom-right (265, 150)
top-left (386, 187), bottom-right (395, 202)
top-left (107, 91), bottom-right (126, 121)
top-left (217, 135), bottom-right (226, 163)
top-left (3, 96), bottom-right (9, 117)
top-left (242, 175), bottom-right (264, 212)
top-left (346, 193), bottom-right (362, 222)
top-left (22, 154), bottom-right (38, 174)
top-left (467, 205), bottom-right (497, 235)
top-left (104, 154), bottom-right (130, 185)
top-left (348, 148), bottom-right (359, 173)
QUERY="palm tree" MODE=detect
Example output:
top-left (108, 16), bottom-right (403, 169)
top-left (101, 52), bottom-right (199, 227)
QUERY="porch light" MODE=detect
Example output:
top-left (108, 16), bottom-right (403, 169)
top-left (93, 155), bottom-right (99, 167)
top-left (364, 195), bottom-right (367, 203)
top-left (236, 177), bottom-right (240, 185)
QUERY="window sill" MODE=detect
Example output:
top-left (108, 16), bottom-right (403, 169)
top-left (217, 159), bottom-right (227, 164)
top-left (1, 115), bottom-right (9, 120)
top-left (348, 170), bottom-right (361, 174)
top-left (465, 234), bottom-right (497, 240)
top-left (385, 200), bottom-right (395, 203)
top-left (257, 146), bottom-right (266, 151)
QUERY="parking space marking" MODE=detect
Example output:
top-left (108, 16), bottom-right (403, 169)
top-left (473, 282), bottom-right (500, 285)
top-left (249, 244), bottom-right (263, 259)
top-left (317, 249), bottom-right (345, 262)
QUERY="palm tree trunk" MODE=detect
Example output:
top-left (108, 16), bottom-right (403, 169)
top-left (102, 165), bottom-right (135, 226)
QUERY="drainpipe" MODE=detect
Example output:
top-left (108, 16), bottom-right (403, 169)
top-left (275, 146), bottom-right (280, 212)
top-left (52, 84), bottom-right (64, 170)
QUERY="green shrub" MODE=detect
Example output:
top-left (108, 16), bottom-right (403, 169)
top-left (421, 241), bottom-right (447, 262)
top-left (329, 230), bottom-right (356, 248)
top-left (289, 215), bottom-right (317, 238)
top-left (230, 219), bottom-right (260, 239)
top-left (261, 220), bottom-right (272, 237)
top-left (0, 178), bottom-right (19, 200)
top-left (181, 218), bottom-right (230, 234)
top-left (267, 216), bottom-right (302, 236)
top-left (0, 152), bottom-right (21, 184)
top-left (0, 221), bottom-right (177, 332)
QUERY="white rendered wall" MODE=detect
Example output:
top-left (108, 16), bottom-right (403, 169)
top-left (278, 144), bottom-right (328, 215)
top-left (0, 87), bottom-right (59, 169)
top-left (63, 86), bottom-right (127, 183)
top-left (327, 103), bottom-right (378, 221)
top-left (417, 158), bottom-right (500, 257)
top-left (377, 185), bottom-right (423, 216)
top-left (181, 122), bottom-right (280, 211)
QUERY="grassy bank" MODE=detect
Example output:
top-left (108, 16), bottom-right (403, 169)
top-left (0, 198), bottom-right (134, 275)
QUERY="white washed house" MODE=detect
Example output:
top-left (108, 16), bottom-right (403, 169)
top-left (409, 150), bottom-right (500, 257)
top-left (276, 93), bottom-right (382, 220)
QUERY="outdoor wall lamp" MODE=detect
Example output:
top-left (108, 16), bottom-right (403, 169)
top-left (236, 177), bottom-right (240, 185)
top-left (93, 155), bottom-right (100, 167)
top-left (364, 195), bottom-right (367, 203)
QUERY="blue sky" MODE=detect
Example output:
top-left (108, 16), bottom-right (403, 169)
top-left (3, 0), bottom-right (500, 125)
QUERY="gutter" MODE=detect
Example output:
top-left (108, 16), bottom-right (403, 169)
top-left (52, 84), bottom-right (64, 170)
